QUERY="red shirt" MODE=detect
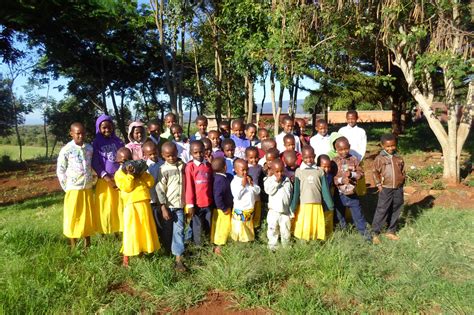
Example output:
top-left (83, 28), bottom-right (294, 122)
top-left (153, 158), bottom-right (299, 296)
top-left (185, 160), bottom-right (213, 208)
top-left (280, 150), bottom-right (303, 167)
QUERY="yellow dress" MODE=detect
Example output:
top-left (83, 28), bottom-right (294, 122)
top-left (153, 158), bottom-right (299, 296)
top-left (63, 189), bottom-right (95, 238)
top-left (211, 208), bottom-right (232, 245)
top-left (94, 178), bottom-right (123, 234)
top-left (292, 203), bottom-right (326, 241)
top-left (231, 208), bottom-right (255, 242)
top-left (115, 170), bottom-right (160, 256)
top-left (252, 201), bottom-right (262, 228)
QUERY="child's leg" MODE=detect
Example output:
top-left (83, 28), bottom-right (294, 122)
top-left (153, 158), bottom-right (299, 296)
top-left (340, 194), bottom-right (370, 239)
top-left (69, 238), bottom-right (76, 248)
top-left (171, 209), bottom-right (186, 269)
top-left (387, 187), bottom-right (404, 234)
top-left (372, 188), bottom-right (392, 235)
top-left (334, 193), bottom-right (347, 228)
top-left (84, 236), bottom-right (91, 248)
top-left (279, 214), bottom-right (292, 247)
top-left (123, 255), bottom-right (129, 267)
top-left (192, 207), bottom-right (211, 246)
top-left (266, 210), bottom-right (280, 250)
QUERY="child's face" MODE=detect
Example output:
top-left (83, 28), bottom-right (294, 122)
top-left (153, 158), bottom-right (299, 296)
top-left (282, 120), bottom-right (294, 134)
top-left (336, 140), bottom-right (351, 158)
top-left (245, 127), bottom-right (256, 141)
top-left (302, 150), bottom-right (315, 165)
top-left (116, 151), bottom-right (132, 164)
top-left (70, 125), bottom-right (85, 146)
top-left (232, 123), bottom-right (244, 138)
top-left (346, 113), bottom-right (358, 127)
top-left (132, 126), bottom-right (145, 142)
top-left (196, 120), bottom-right (208, 135)
top-left (234, 162), bottom-right (248, 178)
top-left (208, 132), bottom-right (220, 148)
top-left (284, 157), bottom-right (297, 170)
top-left (272, 163), bottom-right (284, 182)
top-left (190, 144), bottom-right (204, 162)
top-left (171, 127), bottom-right (183, 141)
top-left (165, 116), bottom-right (176, 129)
top-left (223, 144), bottom-right (235, 159)
top-left (203, 141), bottom-right (212, 157)
top-left (284, 137), bottom-right (296, 151)
top-left (258, 129), bottom-right (269, 141)
top-left (316, 122), bottom-right (328, 136)
top-left (162, 147), bottom-right (178, 164)
top-left (246, 150), bottom-right (258, 166)
top-left (382, 139), bottom-right (397, 155)
top-left (219, 123), bottom-right (230, 138)
top-left (319, 159), bottom-right (331, 174)
top-left (148, 123), bottom-right (160, 138)
top-left (143, 145), bottom-right (159, 163)
top-left (266, 153), bottom-right (277, 163)
top-left (99, 121), bottom-right (113, 138)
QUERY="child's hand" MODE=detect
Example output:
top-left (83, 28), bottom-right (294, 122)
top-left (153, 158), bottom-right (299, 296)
top-left (125, 164), bottom-right (135, 174)
top-left (104, 175), bottom-right (118, 189)
top-left (344, 170), bottom-right (351, 178)
top-left (242, 176), bottom-right (248, 186)
top-left (377, 185), bottom-right (383, 193)
top-left (342, 177), bottom-right (351, 185)
top-left (161, 205), bottom-right (171, 220)
top-left (289, 175), bottom-right (295, 183)
top-left (187, 207), bottom-right (195, 217)
top-left (247, 176), bottom-right (254, 186)
top-left (275, 173), bottom-right (282, 183)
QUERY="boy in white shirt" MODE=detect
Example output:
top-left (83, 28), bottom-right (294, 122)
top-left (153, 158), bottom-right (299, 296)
top-left (310, 119), bottom-right (331, 159)
top-left (338, 110), bottom-right (367, 162)
top-left (275, 116), bottom-right (302, 153)
top-left (170, 124), bottom-right (190, 163)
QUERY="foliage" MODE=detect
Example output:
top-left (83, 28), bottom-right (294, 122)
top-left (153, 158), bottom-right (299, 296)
top-left (406, 165), bottom-right (443, 184)
top-left (0, 75), bottom-right (16, 136)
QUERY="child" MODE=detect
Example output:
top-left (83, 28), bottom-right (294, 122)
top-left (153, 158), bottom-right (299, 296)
top-left (147, 119), bottom-right (166, 148)
top-left (210, 157), bottom-right (233, 254)
top-left (161, 112), bottom-right (178, 140)
top-left (372, 134), bottom-right (405, 244)
top-left (310, 119), bottom-right (331, 159)
top-left (185, 140), bottom-right (213, 246)
top-left (246, 146), bottom-right (264, 229)
top-left (156, 142), bottom-right (187, 271)
top-left (115, 155), bottom-right (160, 267)
top-left (222, 138), bottom-right (237, 175)
top-left (281, 134), bottom-right (302, 166)
top-left (190, 115), bottom-right (208, 141)
top-left (317, 154), bottom-right (336, 237)
top-left (219, 120), bottom-right (231, 139)
top-left (295, 118), bottom-right (310, 146)
top-left (245, 123), bottom-right (258, 146)
top-left (281, 150), bottom-right (298, 182)
top-left (170, 124), bottom-right (190, 163)
top-left (230, 119), bottom-right (250, 159)
top-left (333, 137), bottom-right (371, 241)
top-left (290, 146), bottom-right (334, 241)
top-left (264, 159), bottom-right (292, 250)
top-left (126, 121), bottom-right (147, 160)
top-left (258, 139), bottom-right (278, 167)
top-left (230, 159), bottom-right (261, 242)
top-left (275, 115), bottom-right (301, 153)
top-left (261, 148), bottom-right (280, 174)
top-left (57, 122), bottom-right (95, 248)
top-left (202, 138), bottom-right (213, 162)
top-left (338, 110), bottom-right (367, 162)
top-left (256, 128), bottom-right (269, 158)
top-left (208, 130), bottom-right (224, 158)
top-left (92, 114), bottom-right (125, 235)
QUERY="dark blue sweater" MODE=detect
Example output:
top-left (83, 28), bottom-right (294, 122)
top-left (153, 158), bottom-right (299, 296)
top-left (213, 173), bottom-right (233, 210)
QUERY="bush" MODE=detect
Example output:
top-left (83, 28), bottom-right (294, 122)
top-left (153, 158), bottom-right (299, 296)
top-left (406, 164), bottom-right (443, 184)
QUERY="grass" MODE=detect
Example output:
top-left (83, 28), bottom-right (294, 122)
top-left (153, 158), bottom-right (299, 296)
top-left (0, 145), bottom-right (60, 161)
top-left (0, 193), bottom-right (473, 313)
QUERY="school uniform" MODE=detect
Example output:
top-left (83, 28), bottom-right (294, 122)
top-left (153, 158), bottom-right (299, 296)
top-left (275, 132), bottom-right (302, 153)
top-left (230, 176), bottom-right (261, 242)
top-left (230, 134), bottom-right (250, 159)
top-left (310, 133), bottom-right (331, 159)
top-left (338, 125), bottom-right (367, 162)
top-left (211, 173), bottom-right (233, 246)
top-left (248, 164), bottom-right (264, 228)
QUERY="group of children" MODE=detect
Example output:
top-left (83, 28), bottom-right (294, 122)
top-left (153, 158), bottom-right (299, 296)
top-left (57, 110), bottom-right (406, 269)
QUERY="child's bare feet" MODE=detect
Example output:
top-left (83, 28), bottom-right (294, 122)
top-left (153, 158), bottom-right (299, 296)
top-left (372, 235), bottom-right (381, 245)
top-left (213, 246), bottom-right (222, 255)
top-left (123, 256), bottom-right (129, 267)
top-left (384, 233), bottom-right (400, 241)
top-left (175, 256), bottom-right (186, 272)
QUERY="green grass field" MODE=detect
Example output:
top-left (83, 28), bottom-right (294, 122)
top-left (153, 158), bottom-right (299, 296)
top-left (0, 145), bottom-right (60, 161)
top-left (0, 193), bottom-right (472, 313)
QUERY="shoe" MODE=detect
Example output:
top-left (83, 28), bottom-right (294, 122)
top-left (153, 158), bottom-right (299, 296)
top-left (372, 235), bottom-right (381, 245)
top-left (174, 261), bottom-right (187, 272)
top-left (384, 233), bottom-right (400, 241)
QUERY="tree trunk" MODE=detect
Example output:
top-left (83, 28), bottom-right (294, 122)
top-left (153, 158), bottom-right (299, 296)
top-left (293, 77), bottom-right (299, 117)
top-left (257, 76), bottom-right (266, 127)
top-left (246, 76), bottom-right (254, 124)
top-left (43, 83), bottom-right (50, 158)
top-left (226, 80), bottom-right (232, 119)
top-left (270, 69), bottom-right (278, 135)
top-left (50, 138), bottom-right (57, 159)
top-left (109, 85), bottom-right (128, 141)
top-left (243, 76), bottom-right (249, 120)
top-left (276, 84), bottom-right (285, 135)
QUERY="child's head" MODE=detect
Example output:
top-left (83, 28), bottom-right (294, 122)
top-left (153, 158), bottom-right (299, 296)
top-left (335, 137), bottom-right (351, 158)
top-left (302, 145), bottom-right (316, 166)
top-left (346, 110), bottom-right (358, 127)
top-left (222, 138), bottom-right (236, 159)
top-left (231, 119), bottom-right (245, 138)
top-left (190, 140), bottom-right (205, 162)
top-left (164, 113), bottom-right (177, 130)
top-left (261, 138), bottom-right (277, 152)
top-left (202, 138), bottom-right (212, 158)
top-left (265, 148), bottom-right (280, 163)
top-left (315, 119), bottom-right (328, 136)
top-left (195, 115), bottom-right (208, 135)
top-left (161, 141), bottom-right (178, 164)
top-left (128, 121), bottom-right (146, 143)
top-left (233, 159), bottom-right (248, 178)
top-left (245, 146), bottom-right (259, 166)
top-left (70, 122), bottom-right (86, 146)
top-left (99, 119), bottom-right (114, 138)
top-left (283, 134), bottom-right (296, 152)
top-left (211, 157), bottom-right (226, 174)
top-left (281, 116), bottom-right (294, 134)
top-left (257, 128), bottom-right (269, 141)
top-left (170, 124), bottom-right (183, 142)
top-left (208, 130), bottom-right (221, 149)
top-left (270, 159), bottom-right (285, 182)
top-left (147, 119), bottom-right (161, 138)
top-left (282, 150), bottom-right (297, 170)
top-left (380, 133), bottom-right (397, 155)
top-left (143, 140), bottom-right (159, 163)
top-left (245, 123), bottom-right (257, 141)
top-left (295, 118), bottom-right (307, 133)
top-left (317, 154), bottom-right (332, 174)
top-left (219, 120), bottom-right (231, 138)
top-left (116, 147), bottom-right (132, 164)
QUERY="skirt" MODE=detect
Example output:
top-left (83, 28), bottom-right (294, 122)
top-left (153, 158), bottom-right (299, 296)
top-left (95, 178), bottom-right (123, 234)
top-left (63, 189), bottom-right (95, 238)
top-left (122, 201), bottom-right (160, 256)
top-left (292, 203), bottom-right (326, 241)
top-left (211, 208), bottom-right (231, 246)
top-left (231, 208), bottom-right (255, 242)
top-left (252, 201), bottom-right (262, 228)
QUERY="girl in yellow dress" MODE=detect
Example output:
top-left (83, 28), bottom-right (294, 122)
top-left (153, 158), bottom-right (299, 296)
top-left (290, 146), bottom-right (334, 241)
top-left (114, 151), bottom-right (160, 267)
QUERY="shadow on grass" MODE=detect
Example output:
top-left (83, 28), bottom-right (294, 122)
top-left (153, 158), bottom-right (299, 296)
top-left (0, 192), bottom-right (63, 212)
top-left (399, 195), bottom-right (436, 228)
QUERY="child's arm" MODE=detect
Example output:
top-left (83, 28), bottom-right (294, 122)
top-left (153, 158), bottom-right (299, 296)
top-left (156, 169), bottom-right (168, 206)
top-left (139, 172), bottom-right (154, 189)
top-left (213, 179), bottom-right (228, 213)
top-left (289, 177), bottom-right (300, 217)
top-left (185, 164), bottom-right (196, 215)
top-left (372, 155), bottom-right (383, 192)
top-left (91, 141), bottom-right (106, 178)
top-left (353, 157), bottom-right (364, 180)
top-left (320, 173), bottom-right (334, 211)
top-left (114, 169), bottom-right (135, 193)
top-left (56, 146), bottom-right (68, 191)
top-left (231, 178), bottom-right (248, 200)
top-left (264, 176), bottom-right (279, 196)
